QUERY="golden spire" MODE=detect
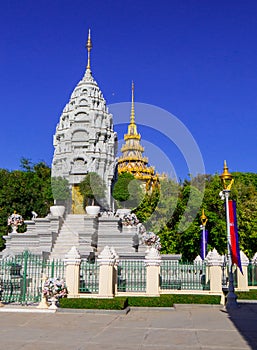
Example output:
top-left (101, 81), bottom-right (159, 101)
top-left (86, 29), bottom-right (92, 70)
top-left (200, 209), bottom-right (208, 226)
top-left (130, 81), bottom-right (135, 124)
top-left (222, 160), bottom-right (232, 179)
top-left (220, 160), bottom-right (234, 190)
top-left (125, 81), bottom-right (138, 137)
top-left (117, 82), bottom-right (158, 187)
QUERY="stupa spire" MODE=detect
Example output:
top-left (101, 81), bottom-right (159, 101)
top-left (117, 83), bottom-right (158, 190)
top-left (130, 81), bottom-right (135, 124)
top-left (86, 29), bottom-right (93, 70)
top-left (127, 81), bottom-right (138, 136)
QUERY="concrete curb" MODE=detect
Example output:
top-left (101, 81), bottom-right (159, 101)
top-left (237, 299), bottom-right (257, 304)
top-left (56, 306), bottom-right (131, 315)
top-left (129, 306), bottom-right (175, 311)
top-left (0, 304), bottom-right (131, 315)
top-left (0, 307), bottom-right (56, 314)
top-left (173, 303), bottom-right (222, 309)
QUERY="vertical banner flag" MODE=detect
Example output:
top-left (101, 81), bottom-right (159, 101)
top-left (228, 200), bottom-right (243, 274)
top-left (200, 229), bottom-right (208, 260)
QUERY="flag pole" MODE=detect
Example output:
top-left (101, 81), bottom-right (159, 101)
top-left (200, 209), bottom-right (208, 259)
top-left (220, 161), bottom-right (238, 309)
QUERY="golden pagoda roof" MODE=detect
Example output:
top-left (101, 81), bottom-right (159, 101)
top-left (117, 82), bottom-right (158, 186)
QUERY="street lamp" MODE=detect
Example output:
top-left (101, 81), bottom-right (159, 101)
top-left (219, 160), bottom-right (238, 308)
top-left (200, 209), bottom-right (208, 259)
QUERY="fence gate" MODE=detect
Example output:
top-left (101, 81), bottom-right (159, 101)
top-left (0, 251), bottom-right (65, 305)
top-left (79, 259), bottom-right (99, 293)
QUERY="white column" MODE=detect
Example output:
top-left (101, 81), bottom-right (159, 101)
top-left (145, 247), bottom-right (161, 296)
top-left (237, 251), bottom-right (249, 291)
top-left (206, 249), bottom-right (223, 293)
top-left (98, 246), bottom-right (116, 298)
top-left (64, 246), bottom-right (81, 297)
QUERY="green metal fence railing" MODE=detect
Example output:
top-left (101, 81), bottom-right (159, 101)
top-left (248, 263), bottom-right (257, 287)
top-left (0, 251), bottom-right (65, 305)
top-left (79, 259), bottom-right (99, 293)
top-left (160, 260), bottom-right (209, 290)
top-left (43, 259), bottom-right (65, 280)
top-left (117, 259), bottom-right (146, 292)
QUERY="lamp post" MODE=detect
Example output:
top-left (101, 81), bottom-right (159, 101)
top-left (219, 160), bottom-right (238, 308)
top-left (200, 209), bottom-right (208, 259)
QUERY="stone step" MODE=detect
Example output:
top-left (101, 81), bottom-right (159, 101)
top-left (50, 214), bottom-right (140, 259)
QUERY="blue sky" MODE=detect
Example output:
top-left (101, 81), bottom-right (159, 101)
top-left (1, 0), bottom-right (257, 179)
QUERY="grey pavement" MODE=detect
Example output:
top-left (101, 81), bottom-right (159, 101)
top-left (0, 303), bottom-right (256, 350)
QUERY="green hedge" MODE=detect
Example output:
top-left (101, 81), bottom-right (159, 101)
top-left (167, 294), bottom-right (221, 305)
top-left (59, 297), bottom-right (128, 310)
top-left (127, 295), bottom-right (173, 307)
top-left (128, 294), bottom-right (221, 307)
top-left (236, 289), bottom-right (257, 300)
top-left (59, 294), bottom-right (221, 310)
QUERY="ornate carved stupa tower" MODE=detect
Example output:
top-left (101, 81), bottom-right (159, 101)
top-left (117, 83), bottom-right (158, 189)
top-left (52, 30), bottom-right (117, 213)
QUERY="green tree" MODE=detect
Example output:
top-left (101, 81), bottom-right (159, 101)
top-left (79, 172), bottom-right (106, 207)
top-left (0, 160), bottom-right (53, 250)
top-left (133, 186), bottom-right (160, 223)
top-left (51, 176), bottom-right (70, 205)
top-left (230, 172), bottom-right (257, 258)
top-left (146, 177), bottom-right (179, 233)
top-left (161, 172), bottom-right (257, 260)
top-left (112, 172), bottom-right (143, 209)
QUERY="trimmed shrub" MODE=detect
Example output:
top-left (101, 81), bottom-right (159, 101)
top-left (236, 290), bottom-right (257, 300)
top-left (59, 297), bottom-right (128, 310)
top-left (59, 294), bottom-right (221, 310)
top-left (128, 294), bottom-right (220, 307)
top-left (127, 295), bottom-right (173, 307)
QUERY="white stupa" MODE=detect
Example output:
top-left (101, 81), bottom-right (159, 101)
top-left (52, 30), bottom-right (117, 213)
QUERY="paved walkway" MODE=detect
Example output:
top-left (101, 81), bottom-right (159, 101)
top-left (0, 303), bottom-right (256, 350)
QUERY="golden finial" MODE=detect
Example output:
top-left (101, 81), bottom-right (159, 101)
top-left (124, 81), bottom-right (141, 139)
top-left (86, 29), bottom-right (93, 70)
top-left (200, 209), bottom-right (208, 226)
top-left (130, 81), bottom-right (135, 124)
top-left (220, 160), bottom-right (234, 190)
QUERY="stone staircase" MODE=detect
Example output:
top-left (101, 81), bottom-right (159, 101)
top-left (50, 214), bottom-right (89, 260)
top-left (50, 214), bottom-right (145, 260)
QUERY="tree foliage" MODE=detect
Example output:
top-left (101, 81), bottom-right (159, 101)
top-left (112, 172), bottom-right (143, 209)
top-left (79, 172), bottom-right (106, 207)
top-left (133, 173), bottom-right (257, 261)
top-left (133, 186), bottom-right (160, 223)
top-left (112, 172), bottom-right (257, 260)
top-left (51, 176), bottom-right (70, 203)
top-left (0, 160), bottom-right (53, 250)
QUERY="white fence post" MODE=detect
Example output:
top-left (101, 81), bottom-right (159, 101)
top-left (236, 251), bottom-right (249, 291)
top-left (145, 247), bottom-right (161, 296)
top-left (206, 248), bottom-right (223, 293)
top-left (98, 246), bottom-right (116, 298)
top-left (64, 246), bottom-right (81, 297)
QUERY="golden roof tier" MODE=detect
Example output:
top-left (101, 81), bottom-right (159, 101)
top-left (117, 82), bottom-right (158, 188)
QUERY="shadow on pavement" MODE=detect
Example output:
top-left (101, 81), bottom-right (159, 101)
top-left (226, 302), bottom-right (257, 350)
